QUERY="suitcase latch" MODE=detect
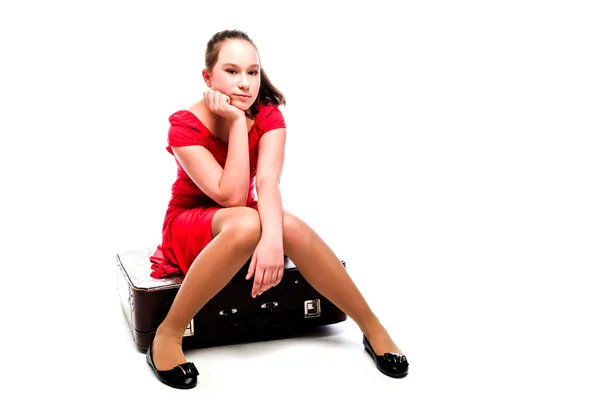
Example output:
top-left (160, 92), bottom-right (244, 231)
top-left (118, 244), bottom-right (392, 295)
top-left (304, 299), bottom-right (321, 318)
top-left (183, 319), bottom-right (194, 337)
top-left (261, 302), bottom-right (279, 312)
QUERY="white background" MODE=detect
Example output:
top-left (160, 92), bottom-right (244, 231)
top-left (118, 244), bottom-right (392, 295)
top-left (1, 0), bottom-right (599, 396)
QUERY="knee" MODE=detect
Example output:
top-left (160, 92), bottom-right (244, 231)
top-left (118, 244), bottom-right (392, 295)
top-left (283, 211), bottom-right (309, 248)
top-left (225, 208), bottom-right (262, 250)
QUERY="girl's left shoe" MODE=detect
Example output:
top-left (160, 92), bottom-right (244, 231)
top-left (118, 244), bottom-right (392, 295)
top-left (363, 335), bottom-right (409, 378)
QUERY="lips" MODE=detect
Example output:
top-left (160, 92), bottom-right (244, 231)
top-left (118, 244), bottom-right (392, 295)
top-left (234, 94), bottom-right (251, 99)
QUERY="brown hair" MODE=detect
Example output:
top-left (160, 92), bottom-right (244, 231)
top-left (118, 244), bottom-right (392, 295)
top-left (205, 29), bottom-right (286, 119)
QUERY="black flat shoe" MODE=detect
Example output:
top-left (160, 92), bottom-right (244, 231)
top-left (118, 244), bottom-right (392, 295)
top-left (363, 335), bottom-right (409, 378)
top-left (146, 340), bottom-right (199, 389)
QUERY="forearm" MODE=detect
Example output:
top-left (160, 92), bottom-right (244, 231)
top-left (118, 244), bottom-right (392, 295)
top-left (219, 118), bottom-right (250, 205)
top-left (257, 179), bottom-right (283, 242)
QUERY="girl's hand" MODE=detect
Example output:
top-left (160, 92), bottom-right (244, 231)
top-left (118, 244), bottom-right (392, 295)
top-left (203, 89), bottom-right (245, 122)
top-left (246, 238), bottom-right (284, 298)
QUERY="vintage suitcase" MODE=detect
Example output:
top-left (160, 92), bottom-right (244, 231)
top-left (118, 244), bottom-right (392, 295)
top-left (116, 248), bottom-right (348, 351)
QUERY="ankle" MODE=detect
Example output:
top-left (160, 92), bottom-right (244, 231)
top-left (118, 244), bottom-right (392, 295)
top-left (156, 323), bottom-right (184, 342)
top-left (359, 315), bottom-right (385, 338)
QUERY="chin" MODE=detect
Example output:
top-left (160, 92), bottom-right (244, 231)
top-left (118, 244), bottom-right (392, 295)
top-left (231, 103), bottom-right (251, 112)
top-left (231, 99), bottom-right (253, 111)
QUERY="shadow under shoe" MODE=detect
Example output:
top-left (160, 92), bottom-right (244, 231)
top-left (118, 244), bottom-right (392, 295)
top-left (146, 340), bottom-right (199, 389)
top-left (363, 335), bottom-right (409, 378)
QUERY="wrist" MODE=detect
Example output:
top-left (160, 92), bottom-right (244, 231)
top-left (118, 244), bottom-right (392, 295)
top-left (229, 114), bottom-right (246, 125)
top-left (261, 230), bottom-right (283, 243)
top-left (227, 117), bottom-right (246, 134)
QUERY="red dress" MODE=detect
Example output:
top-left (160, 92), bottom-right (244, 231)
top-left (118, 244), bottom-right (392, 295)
top-left (149, 103), bottom-right (286, 278)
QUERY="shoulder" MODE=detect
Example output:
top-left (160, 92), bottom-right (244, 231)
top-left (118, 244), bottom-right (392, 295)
top-left (167, 110), bottom-right (209, 147)
top-left (169, 110), bottom-right (201, 129)
top-left (255, 102), bottom-right (286, 135)
top-left (256, 102), bottom-right (284, 119)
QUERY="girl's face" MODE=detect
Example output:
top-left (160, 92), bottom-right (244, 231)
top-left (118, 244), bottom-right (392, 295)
top-left (204, 39), bottom-right (261, 111)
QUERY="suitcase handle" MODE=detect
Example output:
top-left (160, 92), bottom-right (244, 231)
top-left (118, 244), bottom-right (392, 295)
top-left (227, 312), bottom-right (274, 329)
top-left (219, 304), bottom-right (277, 329)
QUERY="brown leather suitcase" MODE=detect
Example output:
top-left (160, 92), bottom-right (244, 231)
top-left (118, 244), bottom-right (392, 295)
top-left (116, 248), bottom-right (348, 351)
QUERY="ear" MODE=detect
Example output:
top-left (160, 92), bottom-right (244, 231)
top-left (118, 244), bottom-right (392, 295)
top-left (202, 68), bottom-right (212, 88)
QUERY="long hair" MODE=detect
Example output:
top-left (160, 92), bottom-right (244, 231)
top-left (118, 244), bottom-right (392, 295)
top-left (204, 29), bottom-right (286, 119)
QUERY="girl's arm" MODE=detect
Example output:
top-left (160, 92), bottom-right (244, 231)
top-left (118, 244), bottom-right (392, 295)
top-left (221, 117), bottom-right (251, 206)
top-left (246, 127), bottom-right (287, 297)
top-left (171, 117), bottom-right (250, 208)
top-left (256, 128), bottom-right (287, 239)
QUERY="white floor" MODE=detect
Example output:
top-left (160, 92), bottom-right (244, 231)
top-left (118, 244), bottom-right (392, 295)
top-left (16, 242), bottom-right (597, 397)
top-left (110, 304), bottom-right (412, 397)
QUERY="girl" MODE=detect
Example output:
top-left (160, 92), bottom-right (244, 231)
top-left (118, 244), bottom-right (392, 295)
top-left (146, 29), bottom-right (409, 389)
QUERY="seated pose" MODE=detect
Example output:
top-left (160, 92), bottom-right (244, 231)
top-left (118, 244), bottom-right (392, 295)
top-left (147, 29), bottom-right (409, 389)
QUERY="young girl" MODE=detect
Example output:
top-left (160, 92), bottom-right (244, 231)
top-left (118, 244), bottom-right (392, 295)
top-left (146, 29), bottom-right (409, 389)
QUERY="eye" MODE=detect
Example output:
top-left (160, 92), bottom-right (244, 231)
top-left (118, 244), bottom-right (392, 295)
top-left (227, 69), bottom-right (237, 74)
top-left (249, 70), bottom-right (259, 76)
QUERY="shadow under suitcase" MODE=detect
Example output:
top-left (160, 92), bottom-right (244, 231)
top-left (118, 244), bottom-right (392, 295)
top-left (116, 249), bottom-right (348, 352)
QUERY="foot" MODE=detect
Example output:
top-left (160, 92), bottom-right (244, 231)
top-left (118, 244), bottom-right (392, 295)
top-left (363, 327), bottom-right (404, 356)
top-left (151, 329), bottom-right (187, 371)
top-left (146, 330), bottom-right (198, 389)
top-left (363, 334), bottom-right (408, 378)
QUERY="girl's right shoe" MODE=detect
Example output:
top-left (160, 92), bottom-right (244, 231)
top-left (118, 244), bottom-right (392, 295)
top-left (146, 340), bottom-right (199, 389)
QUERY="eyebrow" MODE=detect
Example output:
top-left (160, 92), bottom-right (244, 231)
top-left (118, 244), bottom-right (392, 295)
top-left (222, 63), bottom-right (260, 69)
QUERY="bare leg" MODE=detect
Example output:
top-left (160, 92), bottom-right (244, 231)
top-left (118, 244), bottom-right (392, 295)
top-left (152, 223), bottom-right (260, 370)
top-left (283, 212), bottom-right (403, 355)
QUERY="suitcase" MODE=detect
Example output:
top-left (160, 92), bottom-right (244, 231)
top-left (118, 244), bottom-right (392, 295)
top-left (116, 248), bottom-right (348, 351)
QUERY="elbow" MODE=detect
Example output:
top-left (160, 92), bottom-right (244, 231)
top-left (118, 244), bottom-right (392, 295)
top-left (223, 197), bottom-right (246, 208)
top-left (222, 189), bottom-right (248, 208)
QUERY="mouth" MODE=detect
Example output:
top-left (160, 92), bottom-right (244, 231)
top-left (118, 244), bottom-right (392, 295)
top-left (233, 94), bottom-right (251, 100)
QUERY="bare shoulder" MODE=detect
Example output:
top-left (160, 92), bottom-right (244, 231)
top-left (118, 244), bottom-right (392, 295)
top-left (187, 100), bottom-right (217, 131)
top-left (187, 99), bottom-right (205, 118)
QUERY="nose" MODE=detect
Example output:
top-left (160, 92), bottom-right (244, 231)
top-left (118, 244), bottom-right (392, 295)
top-left (238, 73), bottom-right (249, 89)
